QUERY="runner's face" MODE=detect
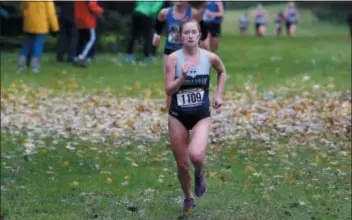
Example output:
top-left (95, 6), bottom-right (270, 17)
top-left (175, 1), bottom-right (188, 7)
top-left (181, 21), bottom-right (200, 48)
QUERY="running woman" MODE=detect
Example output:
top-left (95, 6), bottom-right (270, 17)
top-left (284, 1), bottom-right (299, 37)
top-left (239, 12), bottom-right (249, 36)
top-left (274, 12), bottom-right (285, 37)
top-left (153, 1), bottom-right (208, 111)
top-left (253, 4), bottom-right (268, 37)
top-left (165, 18), bottom-right (227, 213)
top-left (202, 0), bottom-right (224, 52)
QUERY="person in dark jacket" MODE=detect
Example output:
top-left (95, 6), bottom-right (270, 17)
top-left (125, 1), bottom-right (164, 63)
top-left (348, 13), bottom-right (352, 38)
top-left (56, 2), bottom-right (77, 63)
top-left (151, 1), bottom-right (171, 57)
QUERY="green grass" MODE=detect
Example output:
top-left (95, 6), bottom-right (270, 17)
top-left (1, 6), bottom-right (351, 220)
top-left (1, 136), bottom-right (351, 220)
top-left (1, 35), bottom-right (350, 95)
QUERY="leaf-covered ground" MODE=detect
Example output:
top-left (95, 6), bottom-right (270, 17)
top-left (1, 15), bottom-right (351, 220)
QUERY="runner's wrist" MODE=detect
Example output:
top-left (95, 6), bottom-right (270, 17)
top-left (215, 92), bottom-right (222, 98)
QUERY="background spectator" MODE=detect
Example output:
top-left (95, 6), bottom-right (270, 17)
top-left (56, 1), bottom-right (77, 63)
top-left (17, 1), bottom-right (59, 73)
top-left (73, 0), bottom-right (104, 67)
top-left (125, 1), bottom-right (164, 63)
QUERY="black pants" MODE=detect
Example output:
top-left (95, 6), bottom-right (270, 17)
top-left (76, 28), bottom-right (96, 60)
top-left (56, 18), bottom-right (77, 62)
top-left (127, 12), bottom-right (153, 57)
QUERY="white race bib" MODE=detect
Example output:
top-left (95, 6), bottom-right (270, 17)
top-left (176, 89), bottom-right (205, 108)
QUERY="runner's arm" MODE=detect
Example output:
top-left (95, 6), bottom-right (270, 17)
top-left (154, 8), bottom-right (168, 35)
top-left (165, 53), bottom-right (186, 96)
top-left (210, 53), bottom-right (227, 98)
top-left (211, 1), bottom-right (224, 17)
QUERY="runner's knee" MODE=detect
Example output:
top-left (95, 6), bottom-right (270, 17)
top-left (176, 160), bottom-right (190, 173)
top-left (189, 149), bottom-right (205, 164)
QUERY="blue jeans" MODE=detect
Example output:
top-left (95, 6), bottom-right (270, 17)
top-left (20, 34), bottom-right (45, 58)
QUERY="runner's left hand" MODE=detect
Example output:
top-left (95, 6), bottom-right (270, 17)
top-left (213, 96), bottom-right (223, 109)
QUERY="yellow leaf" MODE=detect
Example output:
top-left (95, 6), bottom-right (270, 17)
top-left (327, 83), bottom-right (335, 89)
top-left (136, 105), bottom-right (145, 113)
top-left (40, 148), bottom-right (48, 154)
top-left (243, 182), bottom-right (250, 188)
top-left (160, 106), bottom-right (167, 114)
top-left (134, 81), bottom-right (141, 89)
top-left (185, 208), bottom-right (193, 215)
top-left (293, 104), bottom-right (303, 111)
top-left (63, 161), bottom-right (70, 167)
top-left (124, 119), bottom-right (136, 127)
top-left (106, 177), bottom-right (113, 184)
top-left (283, 172), bottom-right (293, 183)
top-left (244, 166), bottom-right (254, 173)
top-left (143, 89), bottom-right (152, 98)
top-left (205, 170), bottom-right (216, 178)
top-left (270, 104), bottom-right (280, 111)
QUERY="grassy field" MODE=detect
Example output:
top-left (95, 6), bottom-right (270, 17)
top-left (1, 6), bottom-right (351, 220)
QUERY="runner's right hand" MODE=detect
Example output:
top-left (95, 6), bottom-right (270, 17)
top-left (181, 64), bottom-right (189, 78)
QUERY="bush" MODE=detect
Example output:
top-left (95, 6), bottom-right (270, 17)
top-left (297, 2), bottom-right (352, 24)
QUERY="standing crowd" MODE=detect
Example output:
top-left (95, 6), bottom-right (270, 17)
top-left (10, 0), bottom-right (227, 73)
top-left (0, 1), bottom-right (351, 74)
top-left (15, 1), bottom-right (104, 73)
top-left (3, 1), bottom-right (301, 73)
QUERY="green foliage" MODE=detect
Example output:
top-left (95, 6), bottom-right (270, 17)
top-left (297, 2), bottom-right (352, 24)
top-left (1, 4), bottom-right (351, 53)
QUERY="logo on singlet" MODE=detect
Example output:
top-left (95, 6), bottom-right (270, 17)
top-left (188, 67), bottom-right (197, 78)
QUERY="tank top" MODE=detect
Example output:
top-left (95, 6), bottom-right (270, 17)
top-left (170, 49), bottom-right (211, 112)
top-left (256, 13), bottom-right (265, 24)
top-left (287, 8), bottom-right (296, 23)
top-left (240, 15), bottom-right (248, 28)
top-left (164, 6), bottom-right (192, 51)
top-left (274, 17), bottom-right (282, 29)
top-left (203, 1), bottom-right (222, 24)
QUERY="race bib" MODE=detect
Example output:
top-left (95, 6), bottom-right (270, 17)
top-left (176, 89), bottom-right (205, 108)
top-left (168, 24), bottom-right (181, 44)
top-left (203, 14), bottom-right (215, 22)
top-left (168, 34), bottom-right (180, 44)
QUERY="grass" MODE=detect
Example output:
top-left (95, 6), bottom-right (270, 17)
top-left (1, 35), bottom-right (350, 96)
top-left (1, 6), bottom-right (351, 220)
top-left (1, 136), bottom-right (351, 220)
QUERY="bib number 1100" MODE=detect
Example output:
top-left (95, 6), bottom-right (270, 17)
top-left (177, 90), bottom-right (204, 107)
